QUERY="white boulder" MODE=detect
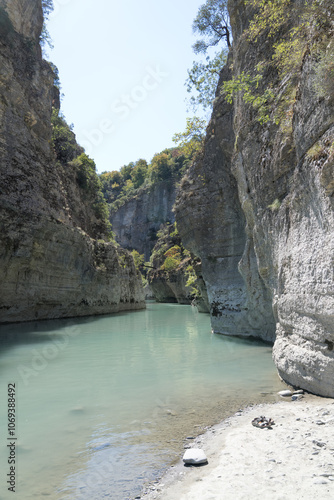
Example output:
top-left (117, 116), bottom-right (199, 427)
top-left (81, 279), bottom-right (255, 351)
top-left (182, 448), bottom-right (208, 465)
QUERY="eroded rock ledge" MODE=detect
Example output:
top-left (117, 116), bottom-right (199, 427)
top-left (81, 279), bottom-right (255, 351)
top-left (0, 0), bottom-right (145, 323)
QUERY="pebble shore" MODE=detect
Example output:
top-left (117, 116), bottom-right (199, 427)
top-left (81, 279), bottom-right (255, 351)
top-left (141, 394), bottom-right (334, 500)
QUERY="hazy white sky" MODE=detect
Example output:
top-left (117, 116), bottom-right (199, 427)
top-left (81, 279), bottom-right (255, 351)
top-left (47, 0), bottom-right (207, 173)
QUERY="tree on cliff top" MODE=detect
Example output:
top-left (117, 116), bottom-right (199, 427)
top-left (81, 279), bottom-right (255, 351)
top-left (41, 0), bottom-right (54, 52)
top-left (186, 0), bottom-right (231, 113)
top-left (174, 1), bottom-right (230, 158)
top-left (192, 0), bottom-right (231, 53)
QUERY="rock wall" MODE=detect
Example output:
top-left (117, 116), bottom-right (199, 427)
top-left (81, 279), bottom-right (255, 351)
top-left (175, 0), bottom-right (334, 396)
top-left (110, 181), bottom-right (176, 261)
top-left (0, 0), bottom-right (145, 323)
top-left (175, 62), bottom-right (275, 342)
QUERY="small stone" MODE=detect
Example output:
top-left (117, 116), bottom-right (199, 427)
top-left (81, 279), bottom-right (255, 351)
top-left (313, 440), bottom-right (326, 447)
top-left (183, 448), bottom-right (208, 465)
top-left (278, 390), bottom-right (293, 397)
top-left (186, 436), bottom-right (195, 440)
top-left (293, 390), bottom-right (304, 395)
top-left (316, 420), bottom-right (326, 425)
top-left (291, 394), bottom-right (303, 401)
top-left (313, 478), bottom-right (329, 485)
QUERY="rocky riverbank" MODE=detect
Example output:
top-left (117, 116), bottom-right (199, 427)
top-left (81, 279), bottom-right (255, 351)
top-left (142, 395), bottom-right (334, 500)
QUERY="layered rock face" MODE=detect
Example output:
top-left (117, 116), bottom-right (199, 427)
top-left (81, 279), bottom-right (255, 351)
top-left (0, 0), bottom-right (145, 323)
top-left (175, 0), bottom-right (334, 396)
top-left (110, 181), bottom-right (176, 260)
top-left (175, 62), bottom-right (275, 342)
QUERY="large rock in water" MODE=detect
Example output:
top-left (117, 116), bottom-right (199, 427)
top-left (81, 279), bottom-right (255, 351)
top-left (0, 0), bottom-right (145, 323)
top-left (175, 0), bottom-right (334, 396)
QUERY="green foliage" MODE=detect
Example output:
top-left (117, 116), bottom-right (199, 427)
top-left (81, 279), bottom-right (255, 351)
top-left (71, 153), bottom-right (100, 192)
top-left (222, 70), bottom-right (276, 124)
top-left (185, 0), bottom-right (231, 116)
top-left (170, 223), bottom-right (179, 238)
top-left (245, 0), bottom-right (291, 42)
top-left (92, 191), bottom-right (111, 222)
top-left (172, 117), bottom-right (206, 156)
top-left (41, 1), bottom-right (54, 52)
top-left (306, 141), bottom-right (327, 160)
top-left (51, 108), bottom-right (83, 163)
top-left (161, 246), bottom-right (182, 273)
top-left (222, 0), bottom-right (334, 127)
top-left (70, 153), bottom-right (113, 237)
top-left (131, 250), bottom-right (145, 271)
top-left (186, 50), bottom-right (227, 111)
top-left (131, 159), bottom-right (148, 189)
top-left (150, 153), bottom-right (173, 182)
top-left (48, 62), bottom-right (61, 90)
top-left (267, 198), bottom-right (281, 211)
top-left (119, 162), bottom-right (134, 182)
top-left (192, 0), bottom-right (231, 53)
top-left (101, 148), bottom-right (193, 212)
top-left (185, 264), bottom-right (200, 298)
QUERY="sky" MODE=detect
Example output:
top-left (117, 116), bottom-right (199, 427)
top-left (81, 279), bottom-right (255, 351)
top-left (47, 0), bottom-right (208, 173)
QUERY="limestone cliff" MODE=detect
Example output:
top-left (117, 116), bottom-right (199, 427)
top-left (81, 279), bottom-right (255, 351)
top-left (110, 180), bottom-right (176, 261)
top-left (175, 0), bottom-right (334, 396)
top-left (0, 0), bottom-right (145, 323)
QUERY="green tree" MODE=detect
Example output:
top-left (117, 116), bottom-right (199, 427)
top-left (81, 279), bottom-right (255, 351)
top-left (51, 108), bottom-right (83, 163)
top-left (41, 1), bottom-right (54, 51)
top-left (119, 162), bottom-right (134, 182)
top-left (185, 0), bottom-right (231, 114)
top-left (186, 50), bottom-right (227, 111)
top-left (192, 0), bottom-right (231, 53)
top-left (131, 159), bottom-right (148, 189)
top-left (131, 250), bottom-right (145, 271)
top-left (150, 153), bottom-right (173, 182)
top-left (70, 153), bottom-right (113, 238)
top-left (172, 117), bottom-right (206, 156)
top-left (72, 153), bottom-right (101, 192)
top-left (161, 246), bottom-right (182, 273)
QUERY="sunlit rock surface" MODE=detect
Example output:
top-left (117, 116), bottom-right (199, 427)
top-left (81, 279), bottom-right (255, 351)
top-left (175, 0), bottom-right (334, 396)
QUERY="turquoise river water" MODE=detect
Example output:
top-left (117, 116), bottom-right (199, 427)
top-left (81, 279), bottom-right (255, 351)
top-left (0, 303), bottom-right (286, 499)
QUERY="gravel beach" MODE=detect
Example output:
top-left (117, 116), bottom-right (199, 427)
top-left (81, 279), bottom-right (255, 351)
top-left (142, 395), bottom-right (334, 500)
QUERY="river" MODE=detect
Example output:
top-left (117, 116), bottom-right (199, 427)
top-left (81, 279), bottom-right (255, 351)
top-left (0, 302), bottom-right (285, 499)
